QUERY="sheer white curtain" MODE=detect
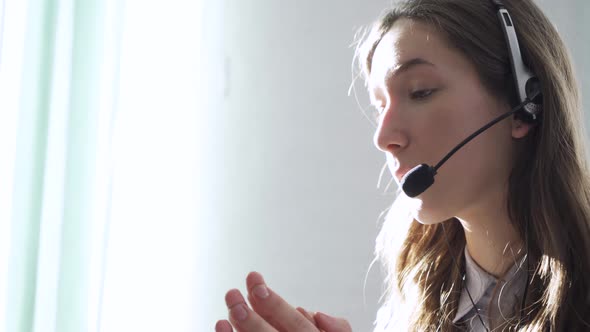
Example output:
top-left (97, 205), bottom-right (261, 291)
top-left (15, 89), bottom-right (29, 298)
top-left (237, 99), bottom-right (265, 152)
top-left (0, 0), bottom-right (207, 331)
top-left (0, 0), bottom-right (123, 330)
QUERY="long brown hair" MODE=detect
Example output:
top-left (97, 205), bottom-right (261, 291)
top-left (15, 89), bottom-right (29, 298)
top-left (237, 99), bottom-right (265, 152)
top-left (355, 0), bottom-right (590, 330)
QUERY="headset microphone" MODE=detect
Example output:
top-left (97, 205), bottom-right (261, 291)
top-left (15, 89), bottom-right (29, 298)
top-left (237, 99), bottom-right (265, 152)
top-left (401, 98), bottom-right (532, 198)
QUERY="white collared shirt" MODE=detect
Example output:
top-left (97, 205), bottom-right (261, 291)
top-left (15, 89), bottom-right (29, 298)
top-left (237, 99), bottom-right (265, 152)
top-left (452, 247), bottom-right (527, 331)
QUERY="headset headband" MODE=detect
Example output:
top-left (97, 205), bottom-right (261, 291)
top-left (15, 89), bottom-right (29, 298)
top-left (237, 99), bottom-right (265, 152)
top-left (489, 0), bottom-right (542, 123)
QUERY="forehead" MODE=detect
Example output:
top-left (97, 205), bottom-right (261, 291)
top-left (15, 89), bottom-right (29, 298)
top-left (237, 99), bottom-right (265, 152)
top-left (368, 19), bottom-right (456, 91)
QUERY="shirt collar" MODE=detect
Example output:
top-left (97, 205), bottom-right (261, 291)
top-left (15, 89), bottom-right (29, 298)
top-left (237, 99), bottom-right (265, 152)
top-left (452, 247), bottom-right (526, 323)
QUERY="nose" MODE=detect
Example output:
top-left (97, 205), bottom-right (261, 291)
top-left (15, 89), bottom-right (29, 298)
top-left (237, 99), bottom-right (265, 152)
top-left (373, 109), bottom-right (409, 154)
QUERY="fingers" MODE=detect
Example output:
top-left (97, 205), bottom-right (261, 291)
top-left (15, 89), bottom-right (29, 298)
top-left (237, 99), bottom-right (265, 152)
top-left (296, 307), bottom-right (318, 326)
top-left (245, 271), bottom-right (318, 331)
top-left (225, 288), bottom-right (277, 332)
top-left (314, 312), bottom-right (353, 332)
top-left (215, 320), bottom-right (233, 332)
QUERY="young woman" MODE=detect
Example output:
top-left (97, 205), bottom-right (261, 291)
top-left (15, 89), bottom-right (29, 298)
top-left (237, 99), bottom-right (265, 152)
top-left (215, 0), bottom-right (590, 331)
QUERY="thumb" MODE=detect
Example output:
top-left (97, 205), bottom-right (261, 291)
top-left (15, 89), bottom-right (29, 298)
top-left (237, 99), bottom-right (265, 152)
top-left (314, 312), bottom-right (352, 332)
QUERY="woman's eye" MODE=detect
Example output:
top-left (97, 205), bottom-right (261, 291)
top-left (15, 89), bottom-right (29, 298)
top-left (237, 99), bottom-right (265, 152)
top-left (410, 89), bottom-right (435, 100)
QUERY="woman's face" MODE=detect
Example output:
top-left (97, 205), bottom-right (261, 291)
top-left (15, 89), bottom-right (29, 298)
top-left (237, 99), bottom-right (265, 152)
top-left (370, 19), bottom-right (528, 224)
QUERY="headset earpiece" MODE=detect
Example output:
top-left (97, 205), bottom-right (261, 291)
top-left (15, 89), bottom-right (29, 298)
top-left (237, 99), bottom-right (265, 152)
top-left (516, 77), bottom-right (542, 124)
top-left (492, 0), bottom-right (543, 125)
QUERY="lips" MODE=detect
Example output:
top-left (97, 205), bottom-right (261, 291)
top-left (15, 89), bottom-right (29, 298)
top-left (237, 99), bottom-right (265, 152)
top-left (394, 166), bottom-right (413, 183)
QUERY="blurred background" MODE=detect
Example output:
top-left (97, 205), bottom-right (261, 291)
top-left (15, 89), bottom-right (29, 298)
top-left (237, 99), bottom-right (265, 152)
top-left (0, 0), bottom-right (587, 331)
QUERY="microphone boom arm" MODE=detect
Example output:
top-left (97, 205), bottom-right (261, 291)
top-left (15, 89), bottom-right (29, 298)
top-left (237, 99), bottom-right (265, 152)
top-left (433, 100), bottom-right (527, 171)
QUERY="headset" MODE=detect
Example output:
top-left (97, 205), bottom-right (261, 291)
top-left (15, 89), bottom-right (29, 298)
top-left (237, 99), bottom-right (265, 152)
top-left (491, 0), bottom-right (543, 124)
top-left (446, 1), bottom-right (539, 330)
top-left (400, 0), bottom-right (543, 198)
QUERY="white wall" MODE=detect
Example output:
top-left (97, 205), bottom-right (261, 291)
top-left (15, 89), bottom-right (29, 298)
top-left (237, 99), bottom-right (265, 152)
top-left (536, 0), bottom-right (590, 129)
top-left (198, 1), bottom-right (590, 331)
top-left (200, 1), bottom-right (390, 330)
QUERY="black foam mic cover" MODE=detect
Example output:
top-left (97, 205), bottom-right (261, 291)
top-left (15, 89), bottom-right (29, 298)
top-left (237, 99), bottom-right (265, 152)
top-left (401, 164), bottom-right (437, 197)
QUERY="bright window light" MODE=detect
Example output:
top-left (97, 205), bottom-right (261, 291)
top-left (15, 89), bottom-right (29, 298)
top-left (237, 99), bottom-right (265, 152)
top-left (99, 0), bottom-right (202, 331)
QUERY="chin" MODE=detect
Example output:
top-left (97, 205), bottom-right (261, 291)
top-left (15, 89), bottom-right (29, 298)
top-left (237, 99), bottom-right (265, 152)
top-left (413, 212), bottom-right (448, 225)
top-left (408, 194), bottom-right (453, 225)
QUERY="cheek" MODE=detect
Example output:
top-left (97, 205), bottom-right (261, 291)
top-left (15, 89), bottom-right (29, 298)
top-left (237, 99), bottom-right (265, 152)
top-left (443, 120), bottom-right (514, 186)
top-left (410, 125), bottom-right (513, 223)
top-left (407, 113), bottom-right (513, 222)
top-left (402, 107), bottom-right (473, 223)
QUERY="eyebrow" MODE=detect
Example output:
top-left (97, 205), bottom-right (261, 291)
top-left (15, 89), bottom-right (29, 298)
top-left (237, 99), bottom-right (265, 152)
top-left (370, 57), bottom-right (436, 104)
top-left (385, 57), bottom-right (435, 81)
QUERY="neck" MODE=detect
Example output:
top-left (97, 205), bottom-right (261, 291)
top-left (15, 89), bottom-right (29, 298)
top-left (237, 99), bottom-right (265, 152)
top-left (456, 185), bottom-right (524, 278)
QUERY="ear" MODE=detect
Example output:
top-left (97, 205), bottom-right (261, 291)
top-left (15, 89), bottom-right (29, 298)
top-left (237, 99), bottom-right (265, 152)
top-left (511, 116), bottom-right (533, 139)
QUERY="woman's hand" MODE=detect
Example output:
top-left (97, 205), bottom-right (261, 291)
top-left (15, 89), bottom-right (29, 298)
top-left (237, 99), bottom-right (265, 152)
top-left (215, 271), bottom-right (352, 332)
